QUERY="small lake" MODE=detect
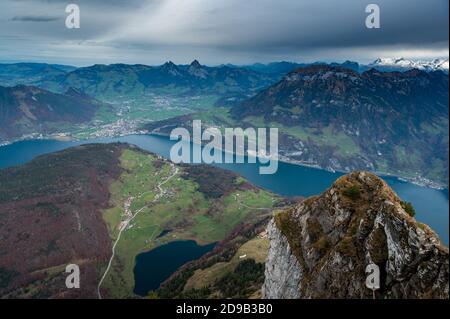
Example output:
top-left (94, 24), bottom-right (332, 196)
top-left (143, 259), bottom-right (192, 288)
top-left (133, 240), bottom-right (216, 296)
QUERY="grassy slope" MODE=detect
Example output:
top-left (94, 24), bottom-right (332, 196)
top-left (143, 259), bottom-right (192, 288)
top-left (243, 115), bottom-right (360, 156)
top-left (176, 107), bottom-right (360, 160)
top-left (68, 94), bottom-right (220, 140)
top-left (183, 236), bottom-right (269, 292)
top-left (99, 148), bottom-right (277, 298)
top-left (170, 107), bottom-right (360, 156)
top-left (171, 108), bottom-right (447, 185)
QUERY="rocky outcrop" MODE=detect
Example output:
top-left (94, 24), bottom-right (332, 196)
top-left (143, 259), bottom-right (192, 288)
top-left (262, 172), bottom-right (449, 299)
top-left (262, 219), bottom-right (302, 299)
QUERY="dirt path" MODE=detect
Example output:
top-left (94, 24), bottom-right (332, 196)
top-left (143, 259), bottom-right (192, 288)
top-left (97, 164), bottom-right (178, 299)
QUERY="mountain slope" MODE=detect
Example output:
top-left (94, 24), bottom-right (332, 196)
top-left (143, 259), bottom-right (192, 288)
top-left (0, 144), bottom-right (123, 298)
top-left (156, 224), bottom-right (272, 299)
top-left (0, 85), bottom-right (104, 140)
top-left (36, 61), bottom-right (276, 102)
top-left (367, 58), bottom-right (449, 73)
top-left (0, 143), bottom-right (279, 298)
top-left (263, 171), bottom-right (449, 299)
top-left (231, 65), bottom-right (449, 186)
top-left (0, 63), bottom-right (76, 87)
top-left (245, 61), bottom-right (361, 78)
top-left (0, 61), bottom-right (277, 106)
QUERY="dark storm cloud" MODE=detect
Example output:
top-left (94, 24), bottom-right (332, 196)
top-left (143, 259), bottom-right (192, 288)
top-left (11, 15), bottom-right (59, 22)
top-left (182, 0), bottom-right (448, 52)
top-left (9, 0), bottom-right (151, 8)
top-left (0, 0), bottom-right (448, 65)
top-left (104, 0), bottom-right (448, 61)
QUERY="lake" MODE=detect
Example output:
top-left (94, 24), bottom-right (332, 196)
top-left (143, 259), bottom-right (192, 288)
top-left (133, 240), bottom-right (216, 296)
top-left (0, 134), bottom-right (448, 294)
top-left (0, 134), bottom-right (448, 245)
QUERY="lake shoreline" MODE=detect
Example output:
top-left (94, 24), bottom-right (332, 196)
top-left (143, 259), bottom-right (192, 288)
top-left (0, 132), bottom-right (446, 191)
top-left (0, 133), bottom-right (448, 245)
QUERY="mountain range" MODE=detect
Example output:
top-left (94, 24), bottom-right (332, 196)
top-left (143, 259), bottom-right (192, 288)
top-left (244, 58), bottom-right (449, 76)
top-left (0, 85), bottom-right (105, 141)
top-left (0, 59), bottom-right (448, 186)
top-left (1, 61), bottom-right (276, 102)
top-left (2, 58), bottom-right (446, 100)
top-left (0, 63), bottom-right (76, 87)
top-left (146, 64), bottom-right (449, 187)
top-left (367, 58), bottom-right (449, 73)
top-left (245, 60), bottom-right (361, 77)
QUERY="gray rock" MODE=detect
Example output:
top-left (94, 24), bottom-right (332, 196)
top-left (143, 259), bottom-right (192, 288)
top-left (262, 172), bottom-right (449, 299)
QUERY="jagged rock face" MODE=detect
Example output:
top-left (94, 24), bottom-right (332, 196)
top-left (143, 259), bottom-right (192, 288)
top-left (263, 172), bottom-right (449, 299)
top-left (262, 219), bottom-right (302, 299)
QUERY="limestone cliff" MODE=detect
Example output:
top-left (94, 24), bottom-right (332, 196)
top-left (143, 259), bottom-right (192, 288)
top-left (262, 172), bottom-right (449, 299)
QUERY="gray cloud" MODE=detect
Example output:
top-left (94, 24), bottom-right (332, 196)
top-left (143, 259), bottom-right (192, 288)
top-left (11, 15), bottom-right (59, 22)
top-left (9, 0), bottom-right (150, 8)
top-left (0, 0), bottom-right (448, 66)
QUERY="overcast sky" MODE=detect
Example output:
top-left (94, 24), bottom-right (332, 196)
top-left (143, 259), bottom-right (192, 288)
top-left (0, 0), bottom-right (448, 66)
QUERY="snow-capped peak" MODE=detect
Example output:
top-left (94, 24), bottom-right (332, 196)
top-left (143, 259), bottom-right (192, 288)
top-left (370, 57), bottom-right (449, 72)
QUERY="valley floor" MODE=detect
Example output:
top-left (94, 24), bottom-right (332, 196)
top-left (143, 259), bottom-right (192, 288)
top-left (97, 149), bottom-right (277, 298)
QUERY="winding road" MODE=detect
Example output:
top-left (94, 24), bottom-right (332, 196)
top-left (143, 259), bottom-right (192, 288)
top-left (97, 164), bottom-right (178, 299)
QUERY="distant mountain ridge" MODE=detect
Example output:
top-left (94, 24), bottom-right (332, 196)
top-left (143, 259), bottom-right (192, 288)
top-left (1, 58), bottom-right (447, 102)
top-left (0, 84), bottom-right (104, 140)
top-left (245, 58), bottom-right (449, 75)
top-left (367, 57), bottom-right (449, 73)
top-left (0, 60), bottom-right (277, 101)
top-left (136, 60), bottom-right (274, 93)
top-left (0, 63), bottom-right (77, 87)
top-left (245, 60), bottom-right (361, 77)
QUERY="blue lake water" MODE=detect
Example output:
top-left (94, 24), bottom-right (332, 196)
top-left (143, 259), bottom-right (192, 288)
top-left (0, 134), bottom-right (448, 247)
top-left (133, 240), bottom-right (216, 296)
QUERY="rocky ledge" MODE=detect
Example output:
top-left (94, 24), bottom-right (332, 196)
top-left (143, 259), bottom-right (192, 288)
top-left (262, 171), bottom-right (449, 299)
